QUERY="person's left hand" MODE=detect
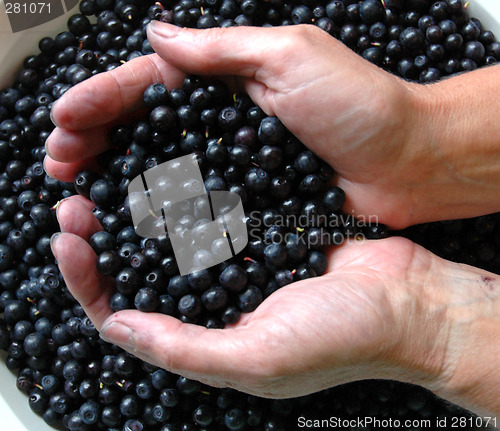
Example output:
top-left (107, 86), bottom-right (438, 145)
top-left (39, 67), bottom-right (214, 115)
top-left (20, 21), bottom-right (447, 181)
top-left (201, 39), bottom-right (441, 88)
top-left (51, 195), bottom-right (461, 398)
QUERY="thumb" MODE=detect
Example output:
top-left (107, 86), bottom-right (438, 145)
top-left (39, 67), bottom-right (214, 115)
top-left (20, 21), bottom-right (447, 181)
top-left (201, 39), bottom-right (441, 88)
top-left (99, 310), bottom-right (262, 385)
top-left (146, 21), bottom-right (277, 78)
top-left (146, 22), bottom-right (328, 114)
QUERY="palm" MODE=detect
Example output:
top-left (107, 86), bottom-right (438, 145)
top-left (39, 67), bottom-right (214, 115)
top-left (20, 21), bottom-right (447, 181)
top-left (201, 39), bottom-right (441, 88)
top-left (227, 237), bottom-right (425, 397)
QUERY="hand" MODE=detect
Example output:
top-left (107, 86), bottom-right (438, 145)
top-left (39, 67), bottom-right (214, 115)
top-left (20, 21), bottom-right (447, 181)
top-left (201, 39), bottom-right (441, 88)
top-left (51, 196), bottom-right (500, 418)
top-left (46, 23), bottom-right (456, 229)
top-left (50, 195), bottom-right (433, 396)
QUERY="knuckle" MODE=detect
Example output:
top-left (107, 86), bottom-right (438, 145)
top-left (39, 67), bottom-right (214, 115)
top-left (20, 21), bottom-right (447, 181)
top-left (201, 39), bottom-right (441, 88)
top-left (133, 330), bottom-right (155, 354)
top-left (293, 23), bottom-right (335, 49)
top-left (191, 26), bottom-right (225, 47)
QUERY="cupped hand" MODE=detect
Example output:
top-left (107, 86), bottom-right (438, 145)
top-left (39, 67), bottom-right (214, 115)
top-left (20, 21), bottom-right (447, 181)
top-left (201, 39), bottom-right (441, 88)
top-left (51, 196), bottom-right (460, 399)
top-left (45, 23), bottom-right (442, 229)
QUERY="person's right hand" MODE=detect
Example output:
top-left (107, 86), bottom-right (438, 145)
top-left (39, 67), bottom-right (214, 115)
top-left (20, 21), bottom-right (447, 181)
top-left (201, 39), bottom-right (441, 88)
top-left (45, 23), bottom-right (492, 230)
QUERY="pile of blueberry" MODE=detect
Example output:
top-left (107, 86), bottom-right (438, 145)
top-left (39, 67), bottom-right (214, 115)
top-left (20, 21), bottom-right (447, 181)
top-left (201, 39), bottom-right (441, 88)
top-left (83, 76), bottom-right (360, 326)
top-left (0, 0), bottom-right (499, 430)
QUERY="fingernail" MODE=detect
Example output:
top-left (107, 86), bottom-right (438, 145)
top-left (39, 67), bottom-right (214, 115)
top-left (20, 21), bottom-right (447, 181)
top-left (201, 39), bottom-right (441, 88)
top-left (50, 100), bottom-right (59, 127)
top-left (50, 232), bottom-right (61, 259)
top-left (54, 197), bottom-right (68, 218)
top-left (44, 135), bottom-right (53, 159)
top-left (100, 322), bottom-right (135, 350)
top-left (147, 21), bottom-right (180, 38)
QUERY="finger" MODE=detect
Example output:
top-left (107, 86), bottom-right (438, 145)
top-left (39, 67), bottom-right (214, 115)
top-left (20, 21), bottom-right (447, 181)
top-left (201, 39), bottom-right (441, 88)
top-left (146, 22), bottom-right (271, 77)
top-left (145, 22), bottom-right (334, 114)
top-left (146, 22), bottom-right (338, 80)
top-left (51, 232), bottom-right (113, 330)
top-left (59, 194), bottom-right (96, 211)
top-left (335, 177), bottom-right (412, 230)
top-left (45, 126), bottom-right (110, 163)
top-left (100, 311), bottom-right (265, 386)
top-left (46, 109), bottom-right (149, 163)
top-left (50, 54), bottom-right (185, 131)
top-left (56, 197), bottom-right (101, 241)
top-left (44, 155), bottom-right (101, 182)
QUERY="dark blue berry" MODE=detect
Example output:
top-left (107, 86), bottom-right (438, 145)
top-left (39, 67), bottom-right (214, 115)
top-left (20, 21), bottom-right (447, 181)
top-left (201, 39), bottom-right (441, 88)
top-left (238, 285), bottom-right (262, 312)
top-left (90, 230), bottom-right (116, 254)
top-left (144, 83), bottom-right (170, 108)
top-left (225, 408), bottom-right (246, 431)
top-left (219, 264), bottom-right (248, 292)
top-left (134, 287), bottom-right (160, 312)
top-left (178, 294), bottom-right (202, 318)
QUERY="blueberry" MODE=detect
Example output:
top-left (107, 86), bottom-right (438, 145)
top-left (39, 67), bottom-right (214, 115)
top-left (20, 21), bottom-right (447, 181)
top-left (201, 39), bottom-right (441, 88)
top-left (323, 187), bottom-right (346, 212)
top-left (462, 20), bottom-right (481, 41)
top-left (219, 264), bottom-right (248, 292)
top-left (121, 154), bottom-right (144, 179)
top-left (229, 144), bottom-right (251, 166)
top-left (464, 41), bottom-right (486, 63)
top-left (120, 394), bottom-right (141, 418)
top-left (90, 230), bottom-right (116, 254)
top-left (359, 0), bottom-right (384, 24)
top-left (34, 317), bottom-right (52, 338)
top-left (176, 376), bottom-right (200, 395)
top-left (114, 352), bottom-right (136, 377)
top-left (298, 174), bottom-right (322, 195)
top-left (134, 287), bottom-right (159, 312)
top-left (238, 285), bottom-right (263, 312)
top-left (187, 268), bottom-right (212, 292)
top-left (79, 400), bottom-right (100, 425)
top-left (295, 263), bottom-right (317, 280)
top-left (307, 251), bottom-right (328, 275)
top-left (136, 379), bottom-right (154, 399)
top-left (201, 286), bottom-right (229, 311)
top-left (17, 190), bottom-right (39, 211)
top-left (294, 151), bottom-right (319, 174)
top-left (63, 359), bottom-right (83, 383)
top-left (89, 179), bottom-right (119, 209)
top-left (221, 305), bottom-right (241, 325)
top-left (168, 275), bottom-right (190, 298)
top-left (291, 5), bottom-right (313, 24)
top-left (400, 27), bottom-right (425, 50)
top-left (12, 320), bottom-right (35, 341)
top-left (97, 250), bottom-right (121, 275)
top-left (178, 294), bottom-right (202, 318)
top-left (264, 243), bottom-right (287, 268)
top-left (258, 117), bottom-right (285, 146)
top-left (143, 83), bottom-right (170, 108)
top-left (286, 233), bottom-right (308, 262)
top-left (29, 389), bottom-right (49, 415)
top-left (150, 105), bottom-right (176, 133)
top-left (4, 300), bottom-right (29, 325)
top-left (0, 244), bottom-right (15, 271)
top-left (245, 167), bottom-right (270, 192)
top-left (101, 405), bottom-right (121, 427)
top-left (204, 175), bottom-right (226, 191)
top-left (160, 388), bottom-right (179, 407)
top-left (225, 408), bottom-right (246, 431)
top-left (193, 404), bottom-right (214, 426)
top-left (218, 107), bottom-right (242, 131)
top-left (41, 375), bottom-right (60, 395)
top-left (258, 145), bottom-right (283, 171)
